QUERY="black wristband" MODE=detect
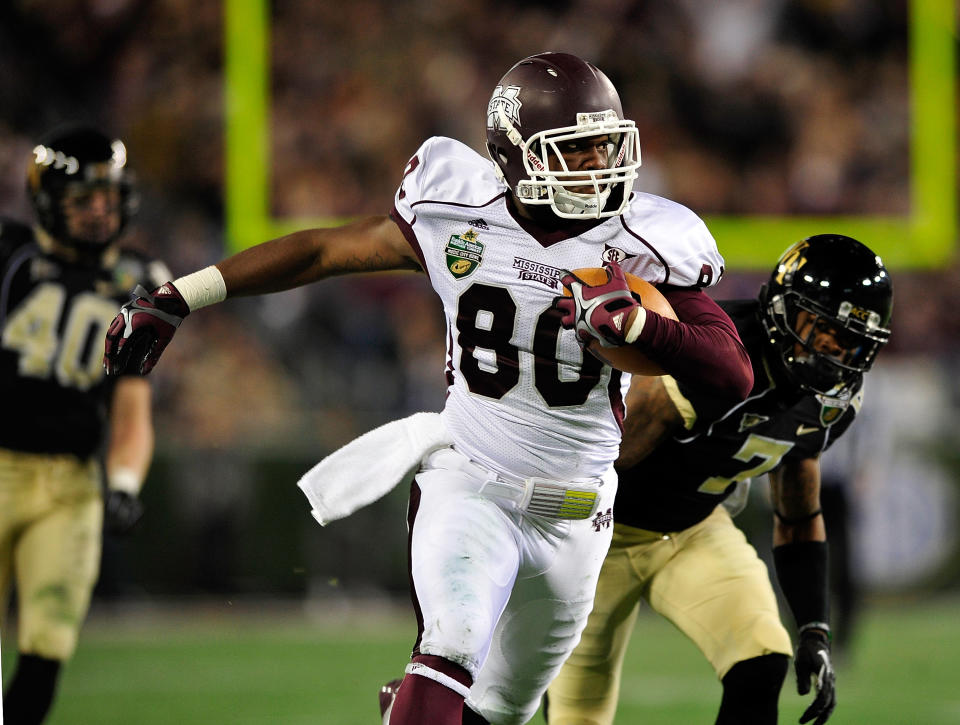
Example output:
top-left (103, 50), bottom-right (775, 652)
top-left (772, 540), bottom-right (829, 630)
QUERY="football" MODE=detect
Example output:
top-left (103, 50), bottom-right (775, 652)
top-left (563, 267), bottom-right (678, 375)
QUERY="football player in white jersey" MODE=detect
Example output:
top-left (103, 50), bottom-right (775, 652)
top-left (103, 52), bottom-right (753, 724)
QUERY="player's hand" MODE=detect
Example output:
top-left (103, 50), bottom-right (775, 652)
top-left (795, 629), bottom-right (836, 724)
top-left (553, 261), bottom-right (641, 348)
top-left (104, 490), bottom-right (145, 535)
top-left (103, 283), bottom-right (189, 376)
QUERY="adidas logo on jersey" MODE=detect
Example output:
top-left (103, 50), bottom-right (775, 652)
top-left (467, 218), bottom-right (489, 230)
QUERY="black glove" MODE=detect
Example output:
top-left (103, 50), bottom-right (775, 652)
top-left (795, 629), bottom-right (836, 725)
top-left (104, 490), bottom-right (145, 535)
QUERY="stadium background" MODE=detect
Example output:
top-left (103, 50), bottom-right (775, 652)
top-left (1, 1), bottom-right (958, 722)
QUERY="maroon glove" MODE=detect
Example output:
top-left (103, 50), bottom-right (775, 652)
top-left (553, 261), bottom-right (641, 347)
top-left (103, 283), bottom-right (189, 375)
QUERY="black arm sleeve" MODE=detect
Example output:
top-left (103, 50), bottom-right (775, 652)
top-left (773, 540), bottom-right (830, 630)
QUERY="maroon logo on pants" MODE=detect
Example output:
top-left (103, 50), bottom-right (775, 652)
top-left (592, 507), bottom-right (613, 531)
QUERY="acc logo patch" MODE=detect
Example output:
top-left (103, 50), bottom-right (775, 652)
top-left (819, 404), bottom-right (844, 426)
top-left (445, 229), bottom-right (484, 279)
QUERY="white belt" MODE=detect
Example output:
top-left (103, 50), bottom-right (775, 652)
top-left (439, 451), bottom-right (603, 521)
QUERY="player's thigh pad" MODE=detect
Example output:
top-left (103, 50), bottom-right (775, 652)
top-left (546, 527), bottom-right (652, 725)
top-left (0, 447), bottom-right (32, 616)
top-left (646, 506), bottom-right (791, 679)
top-left (411, 451), bottom-right (523, 677)
top-left (13, 452), bottom-right (103, 660)
top-left (468, 479), bottom-right (616, 725)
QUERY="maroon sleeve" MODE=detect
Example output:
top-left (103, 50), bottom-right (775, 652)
top-left (634, 288), bottom-right (753, 401)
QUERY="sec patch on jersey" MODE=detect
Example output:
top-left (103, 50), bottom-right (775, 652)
top-left (564, 267), bottom-right (677, 376)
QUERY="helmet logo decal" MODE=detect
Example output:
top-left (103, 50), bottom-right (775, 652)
top-left (33, 145), bottom-right (80, 175)
top-left (837, 301), bottom-right (882, 331)
top-left (445, 229), bottom-right (484, 279)
top-left (487, 85), bottom-right (522, 131)
top-left (774, 239), bottom-right (810, 285)
top-left (575, 110), bottom-right (619, 125)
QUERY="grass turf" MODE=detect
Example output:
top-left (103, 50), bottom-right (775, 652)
top-left (2, 595), bottom-right (958, 724)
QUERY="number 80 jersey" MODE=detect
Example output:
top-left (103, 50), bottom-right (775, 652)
top-left (391, 137), bottom-right (725, 482)
top-left (0, 219), bottom-right (170, 459)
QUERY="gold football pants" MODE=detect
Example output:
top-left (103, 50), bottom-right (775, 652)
top-left (547, 505), bottom-right (791, 724)
top-left (0, 447), bottom-right (103, 661)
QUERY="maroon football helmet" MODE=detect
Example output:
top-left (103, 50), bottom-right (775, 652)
top-left (485, 52), bottom-right (641, 219)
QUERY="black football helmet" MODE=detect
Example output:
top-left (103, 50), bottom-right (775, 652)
top-left (485, 52), bottom-right (641, 220)
top-left (27, 125), bottom-right (137, 252)
top-left (759, 234), bottom-right (893, 398)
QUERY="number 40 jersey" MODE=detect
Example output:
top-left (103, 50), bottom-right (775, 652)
top-left (0, 219), bottom-right (170, 460)
top-left (391, 136), bottom-right (726, 483)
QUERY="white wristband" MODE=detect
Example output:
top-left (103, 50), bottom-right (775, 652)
top-left (624, 306), bottom-right (647, 344)
top-left (173, 265), bottom-right (227, 312)
top-left (108, 467), bottom-right (143, 495)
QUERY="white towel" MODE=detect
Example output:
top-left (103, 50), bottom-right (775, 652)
top-left (297, 411), bottom-right (451, 526)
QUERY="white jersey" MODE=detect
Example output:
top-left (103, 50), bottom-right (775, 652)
top-left (392, 136), bottom-right (725, 482)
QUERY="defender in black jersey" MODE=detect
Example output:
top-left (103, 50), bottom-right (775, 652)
top-left (1, 126), bottom-right (169, 724)
top-left (548, 235), bottom-right (892, 725)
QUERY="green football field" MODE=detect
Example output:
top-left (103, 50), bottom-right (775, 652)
top-left (3, 595), bottom-right (958, 724)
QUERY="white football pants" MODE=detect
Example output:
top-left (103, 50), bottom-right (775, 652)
top-left (409, 446), bottom-right (616, 725)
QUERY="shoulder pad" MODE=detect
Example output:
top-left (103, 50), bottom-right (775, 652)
top-left (0, 217), bottom-right (36, 246)
top-left (393, 136), bottom-right (504, 223)
top-left (620, 193), bottom-right (725, 289)
top-left (113, 248), bottom-right (172, 293)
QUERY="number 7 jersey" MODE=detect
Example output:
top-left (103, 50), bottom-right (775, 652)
top-left (391, 137), bottom-right (725, 481)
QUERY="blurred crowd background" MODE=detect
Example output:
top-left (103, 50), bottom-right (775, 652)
top-left (1, 0), bottom-right (958, 630)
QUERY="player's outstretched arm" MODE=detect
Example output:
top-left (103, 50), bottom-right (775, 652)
top-left (216, 215), bottom-right (420, 297)
top-left (770, 460), bottom-right (837, 725)
top-left (104, 215), bottom-right (420, 376)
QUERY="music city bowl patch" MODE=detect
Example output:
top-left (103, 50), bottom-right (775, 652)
top-left (815, 388), bottom-right (860, 426)
top-left (819, 404), bottom-right (842, 426)
top-left (445, 229), bottom-right (484, 279)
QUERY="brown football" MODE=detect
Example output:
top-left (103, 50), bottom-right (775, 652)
top-left (563, 267), bottom-right (678, 376)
